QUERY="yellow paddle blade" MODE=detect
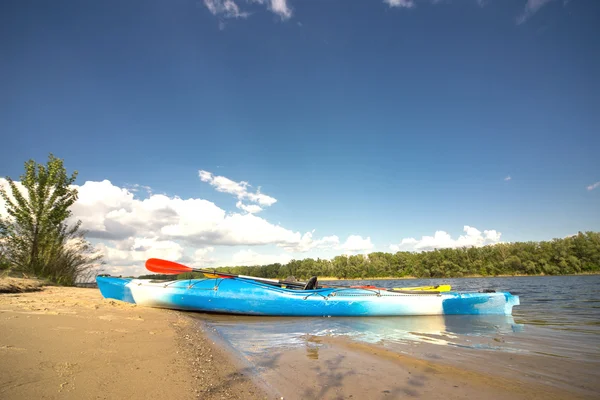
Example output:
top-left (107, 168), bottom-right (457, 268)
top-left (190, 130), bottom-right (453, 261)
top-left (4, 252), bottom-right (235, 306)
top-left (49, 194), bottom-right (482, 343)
top-left (202, 273), bottom-right (221, 278)
top-left (394, 285), bottom-right (451, 292)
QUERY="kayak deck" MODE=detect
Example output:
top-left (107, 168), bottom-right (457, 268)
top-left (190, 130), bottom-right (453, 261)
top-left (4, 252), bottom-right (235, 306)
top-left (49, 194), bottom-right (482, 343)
top-left (96, 276), bottom-right (520, 317)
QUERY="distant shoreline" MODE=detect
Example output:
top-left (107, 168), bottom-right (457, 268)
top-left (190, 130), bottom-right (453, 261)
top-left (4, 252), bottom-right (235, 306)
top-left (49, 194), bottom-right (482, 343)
top-left (318, 272), bottom-right (600, 281)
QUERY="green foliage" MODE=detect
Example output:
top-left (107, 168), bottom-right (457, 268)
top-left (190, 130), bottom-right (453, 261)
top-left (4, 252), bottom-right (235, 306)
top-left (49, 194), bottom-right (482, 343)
top-left (176, 272), bottom-right (208, 280)
top-left (0, 154), bottom-right (102, 284)
top-left (135, 272), bottom-right (207, 280)
top-left (211, 232), bottom-right (600, 280)
top-left (0, 252), bottom-right (9, 271)
top-left (136, 273), bottom-right (178, 280)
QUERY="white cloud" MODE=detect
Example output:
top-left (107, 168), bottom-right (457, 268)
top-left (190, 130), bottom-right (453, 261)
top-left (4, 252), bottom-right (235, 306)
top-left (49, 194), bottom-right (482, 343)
top-left (0, 178), bottom-right (25, 219)
top-left (504, 175), bottom-right (512, 181)
top-left (281, 230), bottom-right (340, 252)
top-left (199, 170), bottom-right (277, 207)
top-left (277, 231), bottom-right (374, 254)
top-left (162, 211), bottom-right (306, 246)
top-left (390, 226), bottom-right (502, 252)
top-left (194, 246), bottom-right (215, 258)
top-left (95, 237), bottom-right (184, 266)
top-left (228, 249), bottom-right (293, 266)
top-left (204, 0), bottom-right (249, 18)
top-left (587, 181), bottom-right (600, 191)
top-left (516, 0), bottom-right (556, 24)
top-left (236, 201), bottom-right (263, 214)
top-left (269, 0), bottom-right (292, 19)
top-left (190, 247), bottom-right (217, 267)
top-left (127, 183), bottom-right (153, 195)
top-left (338, 235), bottom-right (374, 254)
top-left (205, 0), bottom-right (292, 20)
top-left (384, 0), bottom-right (415, 8)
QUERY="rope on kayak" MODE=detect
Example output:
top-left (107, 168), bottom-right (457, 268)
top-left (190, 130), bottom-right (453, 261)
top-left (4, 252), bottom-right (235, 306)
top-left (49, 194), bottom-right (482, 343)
top-left (326, 287), bottom-right (383, 297)
top-left (302, 291), bottom-right (330, 301)
top-left (213, 278), bottom-right (229, 291)
top-left (186, 278), bottom-right (216, 290)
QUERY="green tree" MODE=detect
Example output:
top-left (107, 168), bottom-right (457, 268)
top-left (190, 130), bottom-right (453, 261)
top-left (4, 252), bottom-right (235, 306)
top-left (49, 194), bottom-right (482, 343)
top-left (0, 154), bottom-right (102, 283)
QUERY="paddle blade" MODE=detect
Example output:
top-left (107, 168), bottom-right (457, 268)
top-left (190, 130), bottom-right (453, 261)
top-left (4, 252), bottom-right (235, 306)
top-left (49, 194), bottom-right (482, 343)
top-left (145, 258), bottom-right (193, 275)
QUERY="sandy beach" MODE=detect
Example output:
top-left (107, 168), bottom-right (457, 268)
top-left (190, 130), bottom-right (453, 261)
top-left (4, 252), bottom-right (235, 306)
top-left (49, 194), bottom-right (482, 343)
top-left (1, 280), bottom-right (597, 400)
top-left (0, 282), bottom-right (266, 400)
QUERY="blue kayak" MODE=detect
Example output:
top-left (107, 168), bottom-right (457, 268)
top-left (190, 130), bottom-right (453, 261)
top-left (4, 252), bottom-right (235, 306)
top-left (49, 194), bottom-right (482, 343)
top-left (96, 276), bottom-right (520, 316)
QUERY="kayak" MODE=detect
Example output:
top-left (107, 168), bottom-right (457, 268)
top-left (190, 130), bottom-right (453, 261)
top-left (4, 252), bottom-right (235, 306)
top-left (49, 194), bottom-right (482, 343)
top-left (96, 275), bottom-right (519, 316)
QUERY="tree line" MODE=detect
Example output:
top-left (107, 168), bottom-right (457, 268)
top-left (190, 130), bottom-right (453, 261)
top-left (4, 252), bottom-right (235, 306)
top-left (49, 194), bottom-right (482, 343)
top-left (154, 231), bottom-right (599, 281)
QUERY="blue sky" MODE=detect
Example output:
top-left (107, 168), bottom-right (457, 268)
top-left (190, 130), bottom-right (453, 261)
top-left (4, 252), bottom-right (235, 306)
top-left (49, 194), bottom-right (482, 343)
top-left (1, 0), bottom-right (599, 274)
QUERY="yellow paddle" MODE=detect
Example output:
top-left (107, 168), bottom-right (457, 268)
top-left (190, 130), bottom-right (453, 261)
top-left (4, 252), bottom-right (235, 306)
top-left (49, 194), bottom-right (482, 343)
top-left (393, 285), bottom-right (451, 292)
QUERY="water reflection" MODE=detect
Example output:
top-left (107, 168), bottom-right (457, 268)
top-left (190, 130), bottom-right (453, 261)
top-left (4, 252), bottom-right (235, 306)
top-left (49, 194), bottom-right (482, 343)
top-left (196, 314), bottom-right (524, 356)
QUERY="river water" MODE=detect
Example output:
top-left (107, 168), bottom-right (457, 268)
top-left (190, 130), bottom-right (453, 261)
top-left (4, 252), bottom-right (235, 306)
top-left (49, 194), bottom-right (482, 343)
top-left (191, 275), bottom-right (600, 396)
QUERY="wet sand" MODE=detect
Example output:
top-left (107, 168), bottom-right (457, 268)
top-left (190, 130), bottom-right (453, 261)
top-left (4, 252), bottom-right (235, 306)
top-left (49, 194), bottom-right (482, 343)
top-left (220, 333), bottom-right (596, 400)
top-left (0, 284), bottom-right (267, 400)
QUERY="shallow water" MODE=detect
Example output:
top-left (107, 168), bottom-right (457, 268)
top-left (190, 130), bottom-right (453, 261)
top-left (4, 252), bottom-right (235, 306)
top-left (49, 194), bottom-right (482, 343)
top-left (190, 275), bottom-right (600, 395)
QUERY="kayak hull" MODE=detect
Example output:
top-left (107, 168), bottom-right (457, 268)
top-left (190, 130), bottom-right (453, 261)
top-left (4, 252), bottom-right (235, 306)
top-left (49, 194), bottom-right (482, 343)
top-left (96, 276), bottom-right (519, 317)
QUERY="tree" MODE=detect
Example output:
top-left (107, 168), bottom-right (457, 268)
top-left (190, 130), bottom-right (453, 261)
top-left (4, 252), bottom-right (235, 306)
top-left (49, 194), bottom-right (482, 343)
top-left (0, 154), bottom-right (102, 283)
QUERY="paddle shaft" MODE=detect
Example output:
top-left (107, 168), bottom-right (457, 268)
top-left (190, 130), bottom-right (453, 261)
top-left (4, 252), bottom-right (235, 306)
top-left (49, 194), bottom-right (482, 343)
top-left (206, 271), bottom-right (306, 288)
top-left (145, 259), bottom-right (307, 288)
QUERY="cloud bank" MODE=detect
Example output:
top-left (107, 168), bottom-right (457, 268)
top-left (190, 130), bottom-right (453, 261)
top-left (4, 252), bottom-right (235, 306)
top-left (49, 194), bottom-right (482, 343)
top-left (389, 226), bottom-right (502, 252)
top-left (0, 173), bottom-right (374, 275)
